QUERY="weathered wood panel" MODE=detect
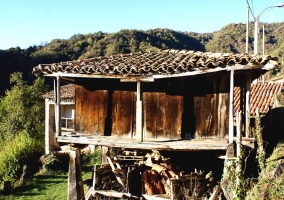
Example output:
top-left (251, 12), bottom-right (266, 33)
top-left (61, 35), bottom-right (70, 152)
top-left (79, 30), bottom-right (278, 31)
top-left (144, 79), bottom-right (184, 140)
top-left (75, 79), bottom-right (136, 137)
top-left (74, 75), bottom-right (230, 140)
top-left (193, 75), bottom-right (229, 139)
top-left (75, 85), bottom-right (108, 135)
top-left (111, 90), bottom-right (135, 137)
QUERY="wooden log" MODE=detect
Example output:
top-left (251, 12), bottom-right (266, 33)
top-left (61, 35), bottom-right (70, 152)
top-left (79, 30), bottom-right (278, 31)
top-left (68, 148), bottom-right (84, 200)
top-left (106, 156), bottom-right (126, 189)
top-left (142, 171), bottom-right (155, 195)
top-left (161, 178), bottom-right (171, 195)
top-left (209, 185), bottom-right (220, 200)
top-left (152, 164), bottom-right (166, 173)
top-left (86, 189), bottom-right (139, 199)
top-left (150, 170), bottom-right (164, 194)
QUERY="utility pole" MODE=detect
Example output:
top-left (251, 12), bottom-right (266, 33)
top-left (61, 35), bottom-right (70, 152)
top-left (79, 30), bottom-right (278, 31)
top-left (246, 6), bottom-right (249, 54)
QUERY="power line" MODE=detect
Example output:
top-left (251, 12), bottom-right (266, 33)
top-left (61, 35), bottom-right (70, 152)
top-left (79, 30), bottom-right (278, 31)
top-left (250, 0), bottom-right (255, 17)
top-left (245, 0), bottom-right (255, 18)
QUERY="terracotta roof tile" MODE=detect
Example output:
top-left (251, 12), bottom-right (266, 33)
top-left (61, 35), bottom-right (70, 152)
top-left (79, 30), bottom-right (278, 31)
top-left (234, 82), bottom-right (283, 115)
top-left (42, 84), bottom-right (75, 99)
top-left (33, 50), bottom-right (278, 77)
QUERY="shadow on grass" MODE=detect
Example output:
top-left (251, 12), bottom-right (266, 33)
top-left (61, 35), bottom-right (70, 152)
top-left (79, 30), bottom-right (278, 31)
top-left (3, 174), bottom-right (68, 198)
top-left (82, 165), bottom-right (94, 172)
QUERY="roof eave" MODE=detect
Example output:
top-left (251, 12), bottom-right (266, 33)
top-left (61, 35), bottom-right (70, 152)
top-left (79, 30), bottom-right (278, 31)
top-left (39, 63), bottom-right (272, 80)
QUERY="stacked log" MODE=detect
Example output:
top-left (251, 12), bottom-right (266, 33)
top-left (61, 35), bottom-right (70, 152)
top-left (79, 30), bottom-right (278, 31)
top-left (142, 152), bottom-right (179, 195)
top-left (86, 150), bottom-right (212, 199)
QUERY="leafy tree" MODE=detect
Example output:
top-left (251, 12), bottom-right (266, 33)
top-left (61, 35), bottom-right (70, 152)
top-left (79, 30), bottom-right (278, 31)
top-left (0, 72), bottom-right (49, 140)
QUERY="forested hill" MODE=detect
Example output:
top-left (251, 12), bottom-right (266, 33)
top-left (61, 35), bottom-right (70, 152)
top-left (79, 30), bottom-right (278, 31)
top-left (1, 22), bottom-right (284, 95)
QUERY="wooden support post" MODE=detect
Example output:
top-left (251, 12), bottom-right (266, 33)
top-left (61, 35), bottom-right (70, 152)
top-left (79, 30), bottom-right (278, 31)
top-left (170, 179), bottom-right (178, 200)
top-left (236, 111), bottom-right (242, 187)
top-left (136, 81), bottom-right (143, 142)
top-left (55, 76), bottom-right (61, 137)
top-left (92, 165), bottom-right (96, 190)
top-left (101, 146), bottom-right (109, 165)
top-left (229, 70), bottom-right (234, 143)
top-left (68, 148), bottom-right (84, 200)
top-left (45, 99), bottom-right (50, 155)
top-left (245, 72), bottom-right (251, 137)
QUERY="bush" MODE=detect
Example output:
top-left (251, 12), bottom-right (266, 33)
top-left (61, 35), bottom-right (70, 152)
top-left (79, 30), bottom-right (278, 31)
top-left (40, 153), bottom-right (70, 173)
top-left (0, 131), bottom-right (44, 191)
top-left (80, 148), bottom-right (102, 166)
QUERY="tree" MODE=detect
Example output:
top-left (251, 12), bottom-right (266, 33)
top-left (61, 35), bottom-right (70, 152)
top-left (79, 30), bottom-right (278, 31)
top-left (0, 72), bottom-right (49, 140)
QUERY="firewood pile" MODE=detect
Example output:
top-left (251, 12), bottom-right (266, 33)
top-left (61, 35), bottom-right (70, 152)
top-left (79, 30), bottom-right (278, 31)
top-left (88, 150), bottom-right (212, 199)
top-left (142, 151), bottom-right (179, 195)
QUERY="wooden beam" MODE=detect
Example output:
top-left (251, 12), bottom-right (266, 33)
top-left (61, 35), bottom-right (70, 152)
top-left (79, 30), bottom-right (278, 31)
top-left (55, 76), bottom-right (61, 137)
top-left (86, 189), bottom-right (139, 199)
top-left (136, 81), bottom-right (143, 142)
top-left (45, 99), bottom-right (50, 154)
top-left (236, 111), bottom-right (242, 187)
top-left (68, 148), bottom-right (84, 200)
top-left (120, 78), bottom-right (154, 82)
top-left (57, 135), bottom-right (229, 151)
top-left (245, 71), bottom-right (251, 137)
top-left (229, 70), bottom-right (234, 143)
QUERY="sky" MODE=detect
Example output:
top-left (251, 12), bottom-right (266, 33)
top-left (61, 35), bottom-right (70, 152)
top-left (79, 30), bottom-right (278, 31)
top-left (1, 0), bottom-right (284, 50)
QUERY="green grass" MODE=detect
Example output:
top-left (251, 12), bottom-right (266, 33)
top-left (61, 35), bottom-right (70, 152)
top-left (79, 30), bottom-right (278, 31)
top-left (0, 165), bottom-right (93, 200)
top-left (245, 143), bottom-right (284, 199)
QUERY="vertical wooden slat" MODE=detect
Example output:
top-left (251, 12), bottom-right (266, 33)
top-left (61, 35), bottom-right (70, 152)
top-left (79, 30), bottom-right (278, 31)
top-left (245, 72), bottom-right (251, 137)
top-left (229, 70), bottom-right (234, 143)
top-left (136, 81), bottom-right (143, 142)
top-left (156, 92), bottom-right (165, 138)
top-left (218, 76), bottom-right (228, 139)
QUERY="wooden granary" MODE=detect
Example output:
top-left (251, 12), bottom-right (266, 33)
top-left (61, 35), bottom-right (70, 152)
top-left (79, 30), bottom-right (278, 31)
top-left (33, 49), bottom-right (279, 199)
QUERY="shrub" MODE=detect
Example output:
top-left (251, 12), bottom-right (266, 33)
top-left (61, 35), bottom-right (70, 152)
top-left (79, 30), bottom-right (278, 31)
top-left (80, 148), bottom-right (102, 166)
top-left (0, 131), bottom-right (44, 191)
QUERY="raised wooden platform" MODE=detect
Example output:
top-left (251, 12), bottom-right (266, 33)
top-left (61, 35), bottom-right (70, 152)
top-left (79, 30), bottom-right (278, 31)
top-left (57, 133), bottom-right (229, 151)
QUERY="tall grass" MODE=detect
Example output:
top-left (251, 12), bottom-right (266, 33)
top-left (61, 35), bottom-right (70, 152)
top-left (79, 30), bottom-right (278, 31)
top-left (0, 131), bottom-right (44, 192)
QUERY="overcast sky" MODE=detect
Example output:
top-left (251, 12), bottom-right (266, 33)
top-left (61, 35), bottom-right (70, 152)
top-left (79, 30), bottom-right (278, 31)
top-left (1, 0), bottom-right (284, 50)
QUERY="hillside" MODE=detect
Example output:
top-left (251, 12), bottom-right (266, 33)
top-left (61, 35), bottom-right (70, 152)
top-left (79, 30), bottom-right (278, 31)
top-left (0, 22), bottom-right (284, 95)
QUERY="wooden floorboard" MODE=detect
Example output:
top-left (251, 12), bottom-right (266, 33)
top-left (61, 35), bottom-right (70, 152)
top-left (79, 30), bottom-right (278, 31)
top-left (57, 133), bottom-right (228, 151)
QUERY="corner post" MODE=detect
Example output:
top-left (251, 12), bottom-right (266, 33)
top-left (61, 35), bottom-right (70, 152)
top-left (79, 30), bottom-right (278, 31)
top-left (245, 72), bottom-right (251, 137)
top-left (229, 70), bottom-right (234, 143)
top-left (68, 148), bottom-right (84, 200)
top-left (45, 99), bottom-right (50, 154)
top-left (55, 76), bottom-right (61, 137)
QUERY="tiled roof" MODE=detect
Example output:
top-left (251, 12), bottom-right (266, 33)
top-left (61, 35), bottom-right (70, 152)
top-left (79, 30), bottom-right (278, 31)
top-left (42, 84), bottom-right (75, 99)
top-left (234, 82), bottom-right (283, 114)
top-left (33, 49), bottom-right (278, 78)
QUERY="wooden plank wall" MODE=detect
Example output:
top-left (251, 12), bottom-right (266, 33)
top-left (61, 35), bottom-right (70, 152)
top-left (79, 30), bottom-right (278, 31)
top-left (75, 79), bottom-right (136, 137)
top-left (193, 75), bottom-right (229, 139)
top-left (143, 79), bottom-right (184, 139)
top-left (75, 86), bottom-right (108, 135)
top-left (75, 75), bottom-right (230, 140)
top-left (111, 90), bottom-right (135, 137)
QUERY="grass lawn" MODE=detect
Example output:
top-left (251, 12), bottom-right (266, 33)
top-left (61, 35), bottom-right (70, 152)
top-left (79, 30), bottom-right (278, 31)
top-left (0, 165), bottom-right (93, 200)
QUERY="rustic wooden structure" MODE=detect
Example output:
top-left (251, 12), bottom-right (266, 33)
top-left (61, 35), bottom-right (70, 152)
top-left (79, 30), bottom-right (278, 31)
top-left (42, 84), bottom-right (75, 154)
top-left (33, 49), bottom-right (279, 199)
